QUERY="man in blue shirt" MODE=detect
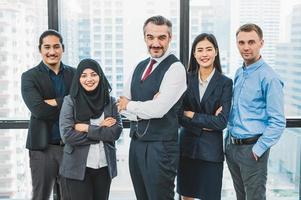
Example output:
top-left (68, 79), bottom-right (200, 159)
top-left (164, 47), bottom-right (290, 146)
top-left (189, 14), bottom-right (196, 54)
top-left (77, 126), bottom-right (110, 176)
top-left (226, 23), bottom-right (286, 200)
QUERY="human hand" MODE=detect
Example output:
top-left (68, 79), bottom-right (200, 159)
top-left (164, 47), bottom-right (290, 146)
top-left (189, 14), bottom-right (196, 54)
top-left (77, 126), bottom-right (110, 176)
top-left (100, 117), bottom-right (117, 127)
top-left (117, 96), bottom-right (130, 112)
top-left (184, 110), bottom-right (195, 119)
top-left (215, 106), bottom-right (222, 116)
top-left (44, 99), bottom-right (57, 106)
top-left (252, 151), bottom-right (258, 161)
top-left (74, 123), bottom-right (89, 133)
top-left (202, 128), bottom-right (213, 131)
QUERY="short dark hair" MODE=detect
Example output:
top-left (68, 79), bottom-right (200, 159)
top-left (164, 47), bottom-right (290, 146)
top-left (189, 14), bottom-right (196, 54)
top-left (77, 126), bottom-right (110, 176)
top-left (38, 29), bottom-right (64, 50)
top-left (236, 23), bottom-right (263, 40)
top-left (188, 33), bottom-right (222, 74)
top-left (143, 15), bottom-right (172, 36)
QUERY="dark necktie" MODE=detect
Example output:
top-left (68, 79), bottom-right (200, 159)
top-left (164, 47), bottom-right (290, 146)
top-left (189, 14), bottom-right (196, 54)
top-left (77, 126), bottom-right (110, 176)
top-left (141, 59), bottom-right (157, 81)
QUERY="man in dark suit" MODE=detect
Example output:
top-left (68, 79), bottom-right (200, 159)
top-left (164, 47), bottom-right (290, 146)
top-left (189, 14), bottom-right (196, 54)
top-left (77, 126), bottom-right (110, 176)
top-left (21, 29), bottom-right (75, 200)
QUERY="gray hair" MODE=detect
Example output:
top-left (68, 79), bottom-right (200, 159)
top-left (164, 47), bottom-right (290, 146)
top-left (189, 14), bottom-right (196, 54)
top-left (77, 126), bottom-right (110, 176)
top-left (143, 15), bottom-right (172, 36)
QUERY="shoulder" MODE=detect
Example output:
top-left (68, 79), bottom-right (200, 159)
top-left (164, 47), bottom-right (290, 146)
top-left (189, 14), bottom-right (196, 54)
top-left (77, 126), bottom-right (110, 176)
top-left (22, 62), bottom-right (43, 78)
top-left (219, 73), bottom-right (233, 85)
top-left (109, 96), bottom-right (117, 103)
top-left (63, 95), bottom-right (73, 105)
top-left (259, 62), bottom-right (282, 84)
top-left (63, 64), bottom-right (76, 73)
top-left (169, 58), bottom-right (186, 75)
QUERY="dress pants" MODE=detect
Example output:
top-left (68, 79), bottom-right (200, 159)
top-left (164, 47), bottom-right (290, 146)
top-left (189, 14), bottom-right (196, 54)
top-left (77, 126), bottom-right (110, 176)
top-left (65, 167), bottom-right (111, 200)
top-left (29, 144), bottom-right (69, 200)
top-left (129, 138), bottom-right (179, 200)
top-left (225, 137), bottom-right (270, 200)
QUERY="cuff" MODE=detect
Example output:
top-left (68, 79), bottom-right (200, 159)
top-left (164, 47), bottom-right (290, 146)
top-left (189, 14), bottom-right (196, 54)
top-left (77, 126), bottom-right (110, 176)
top-left (55, 97), bottom-right (63, 108)
top-left (252, 142), bottom-right (267, 157)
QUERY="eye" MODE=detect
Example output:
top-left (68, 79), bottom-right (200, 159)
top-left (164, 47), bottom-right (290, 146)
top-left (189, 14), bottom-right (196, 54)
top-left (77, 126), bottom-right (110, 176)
top-left (91, 73), bottom-right (98, 77)
top-left (146, 35), bottom-right (154, 40)
top-left (80, 74), bottom-right (87, 78)
top-left (158, 35), bottom-right (167, 41)
top-left (54, 44), bottom-right (61, 49)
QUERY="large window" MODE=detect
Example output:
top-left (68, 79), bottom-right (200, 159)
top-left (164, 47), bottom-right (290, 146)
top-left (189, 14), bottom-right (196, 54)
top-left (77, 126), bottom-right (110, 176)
top-left (189, 0), bottom-right (301, 199)
top-left (59, 0), bottom-right (180, 198)
top-left (0, 0), bottom-right (300, 199)
top-left (0, 0), bottom-right (47, 198)
top-left (60, 0), bottom-right (180, 98)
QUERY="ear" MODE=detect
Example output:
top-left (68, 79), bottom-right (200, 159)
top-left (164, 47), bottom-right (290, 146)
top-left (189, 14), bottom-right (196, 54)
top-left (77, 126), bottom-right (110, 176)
top-left (260, 39), bottom-right (264, 48)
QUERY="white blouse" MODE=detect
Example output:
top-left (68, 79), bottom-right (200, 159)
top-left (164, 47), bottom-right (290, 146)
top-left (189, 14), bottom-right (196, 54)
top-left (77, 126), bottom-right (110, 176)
top-left (86, 113), bottom-right (107, 169)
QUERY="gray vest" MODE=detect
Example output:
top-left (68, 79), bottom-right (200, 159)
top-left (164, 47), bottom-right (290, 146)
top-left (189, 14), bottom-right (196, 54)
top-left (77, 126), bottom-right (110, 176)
top-left (130, 54), bottom-right (184, 141)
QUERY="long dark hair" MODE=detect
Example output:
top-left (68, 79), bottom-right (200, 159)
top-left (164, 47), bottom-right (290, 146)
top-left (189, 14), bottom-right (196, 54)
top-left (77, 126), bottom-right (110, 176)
top-left (187, 33), bottom-right (222, 74)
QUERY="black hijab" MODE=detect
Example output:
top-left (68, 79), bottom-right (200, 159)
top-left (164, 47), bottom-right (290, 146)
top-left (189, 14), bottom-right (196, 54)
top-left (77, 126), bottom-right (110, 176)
top-left (70, 58), bottom-right (111, 122)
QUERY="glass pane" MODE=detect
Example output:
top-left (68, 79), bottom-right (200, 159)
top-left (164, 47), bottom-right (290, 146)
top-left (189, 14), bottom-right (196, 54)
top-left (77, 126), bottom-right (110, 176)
top-left (60, 0), bottom-right (180, 98)
top-left (0, 0), bottom-right (47, 199)
top-left (190, 0), bottom-right (301, 199)
top-left (60, 0), bottom-right (180, 198)
top-left (190, 0), bottom-right (301, 116)
top-left (222, 129), bottom-right (300, 199)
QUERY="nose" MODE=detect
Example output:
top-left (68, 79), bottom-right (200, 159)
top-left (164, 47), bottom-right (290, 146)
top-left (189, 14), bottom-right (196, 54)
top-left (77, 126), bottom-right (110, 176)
top-left (152, 38), bottom-right (160, 47)
top-left (242, 44), bottom-right (250, 51)
top-left (48, 47), bottom-right (56, 54)
top-left (201, 50), bottom-right (208, 57)
top-left (86, 76), bottom-right (93, 81)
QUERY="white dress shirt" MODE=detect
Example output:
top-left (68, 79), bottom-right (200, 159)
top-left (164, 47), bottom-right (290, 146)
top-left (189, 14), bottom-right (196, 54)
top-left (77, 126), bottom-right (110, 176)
top-left (122, 48), bottom-right (187, 120)
top-left (86, 114), bottom-right (107, 169)
top-left (198, 68), bottom-right (215, 101)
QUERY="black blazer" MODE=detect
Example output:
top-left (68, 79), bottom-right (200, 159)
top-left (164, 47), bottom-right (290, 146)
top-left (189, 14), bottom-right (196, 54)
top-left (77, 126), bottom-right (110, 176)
top-left (179, 70), bottom-right (233, 162)
top-left (21, 61), bottom-right (75, 150)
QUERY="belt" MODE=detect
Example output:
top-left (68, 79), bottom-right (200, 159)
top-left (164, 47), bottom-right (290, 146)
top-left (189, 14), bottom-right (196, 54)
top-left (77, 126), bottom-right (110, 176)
top-left (49, 140), bottom-right (65, 146)
top-left (230, 135), bottom-right (261, 145)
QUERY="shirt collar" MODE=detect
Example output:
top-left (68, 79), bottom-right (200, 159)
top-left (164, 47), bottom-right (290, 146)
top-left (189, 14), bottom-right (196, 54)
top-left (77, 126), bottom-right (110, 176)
top-left (199, 68), bottom-right (215, 84)
top-left (42, 61), bottom-right (65, 74)
top-left (242, 56), bottom-right (264, 75)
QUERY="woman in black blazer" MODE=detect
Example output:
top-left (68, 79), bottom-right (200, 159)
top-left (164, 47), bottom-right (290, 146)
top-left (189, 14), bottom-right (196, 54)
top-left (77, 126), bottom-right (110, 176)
top-left (59, 59), bottom-right (122, 200)
top-left (177, 33), bottom-right (233, 200)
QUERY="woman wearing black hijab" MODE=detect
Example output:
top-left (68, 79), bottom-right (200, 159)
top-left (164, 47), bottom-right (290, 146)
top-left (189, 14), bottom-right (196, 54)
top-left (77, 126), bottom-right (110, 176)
top-left (59, 58), bottom-right (122, 200)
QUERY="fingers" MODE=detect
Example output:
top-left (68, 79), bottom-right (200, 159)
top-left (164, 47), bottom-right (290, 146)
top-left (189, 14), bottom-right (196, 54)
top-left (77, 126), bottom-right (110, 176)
top-left (100, 117), bottom-right (117, 127)
top-left (215, 106), bottom-right (223, 116)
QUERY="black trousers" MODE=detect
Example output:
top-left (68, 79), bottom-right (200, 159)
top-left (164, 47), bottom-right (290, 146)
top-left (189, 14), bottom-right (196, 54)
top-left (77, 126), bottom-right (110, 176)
top-left (29, 145), bottom-right (69, 200)
top-left (129, 139), bottom-right (179, 200)
top-left (65, 167), bottom-right (111, 200)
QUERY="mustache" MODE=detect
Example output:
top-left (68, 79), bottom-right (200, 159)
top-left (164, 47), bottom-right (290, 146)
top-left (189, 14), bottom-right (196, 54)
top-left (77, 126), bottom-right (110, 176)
top-left (149, 46), bottom-right (163, 50)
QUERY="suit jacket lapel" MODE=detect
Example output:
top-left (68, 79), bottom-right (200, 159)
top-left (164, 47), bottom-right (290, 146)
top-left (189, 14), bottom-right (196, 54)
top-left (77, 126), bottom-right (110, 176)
top-left (37, 62), bottom-right (56, 97)
top-left (190, 74), bottom-right (202, 109)
top-left (63, 65), bottom-right (74, 95)
top-left (200, 70), bottom-right (220, 104)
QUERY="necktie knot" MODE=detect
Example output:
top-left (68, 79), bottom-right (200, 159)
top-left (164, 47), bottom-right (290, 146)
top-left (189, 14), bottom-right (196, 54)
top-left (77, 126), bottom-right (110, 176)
top-left (142, 59), bottom-right (157, 81)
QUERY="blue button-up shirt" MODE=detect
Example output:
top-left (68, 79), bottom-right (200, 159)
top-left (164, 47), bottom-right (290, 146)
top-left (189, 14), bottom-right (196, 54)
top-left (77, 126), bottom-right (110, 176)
top-left (228, 58), bottom-right (286, 157)
top-left (43, 62), bottom-right (66, 143)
